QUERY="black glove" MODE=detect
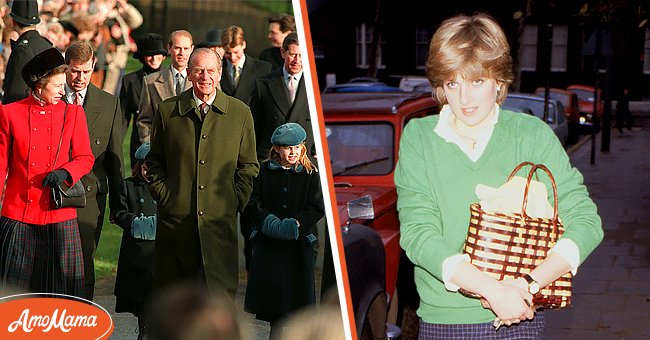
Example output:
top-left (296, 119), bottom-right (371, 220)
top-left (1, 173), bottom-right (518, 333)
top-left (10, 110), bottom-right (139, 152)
top-left (42, 169), bottom-right (71, 187)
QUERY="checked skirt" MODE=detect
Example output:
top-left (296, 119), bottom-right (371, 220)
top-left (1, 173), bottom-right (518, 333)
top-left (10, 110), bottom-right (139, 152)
top-left (0, 217), bottom-right (84, 298)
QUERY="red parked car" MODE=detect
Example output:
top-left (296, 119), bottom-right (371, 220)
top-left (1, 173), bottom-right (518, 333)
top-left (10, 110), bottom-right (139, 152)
top-left (567, 84), bottom-right (603, 131)
top-left (323, 91), bottom-right (439, 339)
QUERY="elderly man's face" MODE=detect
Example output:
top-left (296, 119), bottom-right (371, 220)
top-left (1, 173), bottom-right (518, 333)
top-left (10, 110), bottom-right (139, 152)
top-left (188, 50), bottom-right (222, 98)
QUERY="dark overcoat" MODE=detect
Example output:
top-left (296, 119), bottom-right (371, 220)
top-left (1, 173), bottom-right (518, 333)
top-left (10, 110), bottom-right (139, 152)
top-left (2, 30), bottom-right (52, 104)
top-left (220, 55), bottom-right (272, 106)
top-left (119, 67), bottom-right (147, 165)
top-left (250, 68), bottom-right (313, 161)
top-left (75, 83), bottom-right (125, 299)
top-left (147, 89), bottom-right (259, 297)
top-left (113, 177), bottom-right (156, 316)
top-left (244, 160), bottom-right (324, 317)
top-left (259, 47), bottom-right (283, 70)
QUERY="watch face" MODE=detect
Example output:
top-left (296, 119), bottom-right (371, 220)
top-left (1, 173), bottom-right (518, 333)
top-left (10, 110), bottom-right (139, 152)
top-left (529, 282), bottom-right (540, 294)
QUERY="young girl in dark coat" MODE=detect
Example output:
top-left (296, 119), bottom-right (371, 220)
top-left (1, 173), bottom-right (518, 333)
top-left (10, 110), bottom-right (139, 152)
top-left (112, 142), bottom-right (157, 340)
top-left (244, 123), bottom-right (325, 339)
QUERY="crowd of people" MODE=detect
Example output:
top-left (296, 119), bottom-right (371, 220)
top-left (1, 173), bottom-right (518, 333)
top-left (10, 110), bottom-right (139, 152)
top-left (0, 1), bottom-right (332, 339)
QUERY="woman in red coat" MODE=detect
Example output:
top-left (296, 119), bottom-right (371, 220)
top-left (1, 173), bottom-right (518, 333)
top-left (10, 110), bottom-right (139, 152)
top-left (0, 48), bottom-right (94, 297)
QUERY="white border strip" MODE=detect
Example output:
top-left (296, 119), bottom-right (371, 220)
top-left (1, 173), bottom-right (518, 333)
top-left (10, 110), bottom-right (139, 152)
top-left (292, 1), bottom-right (353, 339)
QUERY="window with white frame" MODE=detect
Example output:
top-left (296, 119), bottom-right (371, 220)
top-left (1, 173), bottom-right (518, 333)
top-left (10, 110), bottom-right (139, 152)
top-left (356, 24), bottom-right (385, 69)
top-left (415, 27), bottom-right (431, 69)
top-left (644, 27), bottom-right (650, 74)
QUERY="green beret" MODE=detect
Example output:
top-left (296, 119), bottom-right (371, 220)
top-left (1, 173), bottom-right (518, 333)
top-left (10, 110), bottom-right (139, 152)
top-left (271, 123), bottom-right (307, 146)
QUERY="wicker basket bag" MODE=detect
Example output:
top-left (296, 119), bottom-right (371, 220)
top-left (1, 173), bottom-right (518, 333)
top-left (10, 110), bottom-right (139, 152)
top-left (462, 162), bottom-right (572, 309)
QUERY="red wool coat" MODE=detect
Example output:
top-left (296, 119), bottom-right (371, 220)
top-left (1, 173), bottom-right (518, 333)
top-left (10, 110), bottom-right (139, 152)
top-left (0, 96), bottom-right (95, 225)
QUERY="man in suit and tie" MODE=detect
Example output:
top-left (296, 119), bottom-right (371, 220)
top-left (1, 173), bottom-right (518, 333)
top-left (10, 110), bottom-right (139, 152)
top-left (137, 30), bottom-right (194, 143)
top-left (220, 26), bottom-right (271, 106)
top-left (65, 41), bottom-right (125, 300)
top-left (120, 33), bottom-right (167, 167)
top-left (251, 32), bottom-right (313, 161)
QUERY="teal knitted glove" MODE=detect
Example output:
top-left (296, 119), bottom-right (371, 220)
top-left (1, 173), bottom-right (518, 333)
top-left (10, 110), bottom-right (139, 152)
top-left (130, 214), bottom-right (157, 240)
top-left (261, 214), bottom-right (299, 240)
top-left (305, 233), bottom-right (317, 245)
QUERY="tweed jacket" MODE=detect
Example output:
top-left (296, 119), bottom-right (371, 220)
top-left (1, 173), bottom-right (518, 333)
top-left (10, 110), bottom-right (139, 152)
top-left (147, 88), bottom-right (259, 297)
top-left (136, 65), bottom-right (192, 143)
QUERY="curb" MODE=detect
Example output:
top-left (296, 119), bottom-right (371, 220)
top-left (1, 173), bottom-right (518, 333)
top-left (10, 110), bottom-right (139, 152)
top-left (566, 134), bottom-right (592, 155)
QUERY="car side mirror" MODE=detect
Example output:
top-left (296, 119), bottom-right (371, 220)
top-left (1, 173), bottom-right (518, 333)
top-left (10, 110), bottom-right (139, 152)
top-left (344, 195), bottom-right (375, 233)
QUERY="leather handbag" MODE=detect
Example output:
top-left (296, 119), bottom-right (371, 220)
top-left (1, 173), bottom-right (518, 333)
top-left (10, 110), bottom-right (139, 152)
top-left (50, 103), bottom-right (87, 209)
top-left (461, 162), bottom-right (572, 309)
top-left (52, 181), bottom-right (86, 209)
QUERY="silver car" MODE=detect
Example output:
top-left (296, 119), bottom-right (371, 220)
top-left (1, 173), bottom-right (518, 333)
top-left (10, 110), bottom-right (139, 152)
top-left (502, 92), bottom-right (570, 146)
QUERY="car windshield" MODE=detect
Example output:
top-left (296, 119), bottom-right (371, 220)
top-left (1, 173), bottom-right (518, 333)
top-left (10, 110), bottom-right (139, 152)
top-left (326, 123), bottom-right (394, 176)
top-left (502, 97), bottom-right (557, 123)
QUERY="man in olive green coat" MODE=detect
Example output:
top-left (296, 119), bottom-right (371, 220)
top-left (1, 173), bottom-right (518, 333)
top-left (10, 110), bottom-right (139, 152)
top-left (146, 47), bottom-right (259, 297)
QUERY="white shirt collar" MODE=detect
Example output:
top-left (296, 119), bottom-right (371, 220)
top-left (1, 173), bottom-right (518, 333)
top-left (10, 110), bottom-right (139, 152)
top-left (282, 67), bottom-right (303, 82)
top-left (65, 83), bottom-right (88, 105)
top-left (171, 66), bottom-right (187, 79)
top-left (433, 103), bottom-right (500, 162)
top-left (236, 55), bottom-right (246, 69)
top-left (193, 92), bottom-right (216, 114)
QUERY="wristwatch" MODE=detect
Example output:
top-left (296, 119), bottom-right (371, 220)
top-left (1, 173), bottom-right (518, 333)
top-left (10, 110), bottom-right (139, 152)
top-left (523, 274), bottom-right (540, 294)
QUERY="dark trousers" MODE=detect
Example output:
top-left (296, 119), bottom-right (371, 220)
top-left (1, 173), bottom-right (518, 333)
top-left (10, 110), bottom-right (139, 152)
top-left (77, 193), bottom-right (107, 300)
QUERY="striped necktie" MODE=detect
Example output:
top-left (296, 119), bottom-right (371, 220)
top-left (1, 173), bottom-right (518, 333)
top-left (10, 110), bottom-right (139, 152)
top-left (175, 73), bottom-right (184, 95)
top-left (233, 66), bottom-right (241, 87)
top-left (73, 92), bottom-right (82, 105)
top-left (287, 75), bottom-right (296, 103)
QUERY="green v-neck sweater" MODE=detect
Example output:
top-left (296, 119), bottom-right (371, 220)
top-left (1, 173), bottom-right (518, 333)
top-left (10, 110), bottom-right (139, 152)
top-left (395, 109), bottom-right (603, 324)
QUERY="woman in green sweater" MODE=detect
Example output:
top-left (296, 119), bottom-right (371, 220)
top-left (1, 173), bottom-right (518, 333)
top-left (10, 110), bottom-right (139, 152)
top-left (394, 13), bottom-right (603, 339)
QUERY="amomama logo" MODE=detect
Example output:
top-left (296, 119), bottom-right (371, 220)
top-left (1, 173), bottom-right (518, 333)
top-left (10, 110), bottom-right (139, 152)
top-left (0, 293), bottom-right (113, 339)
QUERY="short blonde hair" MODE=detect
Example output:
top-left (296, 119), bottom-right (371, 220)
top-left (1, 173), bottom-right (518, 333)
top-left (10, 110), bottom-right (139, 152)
top-left (426, 13), bottom-right (513, 105)
top-left (221, 26), bottom-right (245, 49)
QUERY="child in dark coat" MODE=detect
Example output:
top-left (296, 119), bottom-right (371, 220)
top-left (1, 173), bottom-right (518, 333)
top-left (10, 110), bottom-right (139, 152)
top-left (112, 142), bottom-right (157, 340)
top-left (244, 123), bottom-right (325, 339)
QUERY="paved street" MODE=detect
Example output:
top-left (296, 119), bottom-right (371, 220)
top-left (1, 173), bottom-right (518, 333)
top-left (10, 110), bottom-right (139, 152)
top-left (546, 111), bottom-right (650, 338)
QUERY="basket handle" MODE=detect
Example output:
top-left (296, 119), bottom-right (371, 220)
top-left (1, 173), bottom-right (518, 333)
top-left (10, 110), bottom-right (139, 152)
top-left (508, 162), bottom-right (560, 230)
top-left (507, 161), bottom-right (536, 179)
